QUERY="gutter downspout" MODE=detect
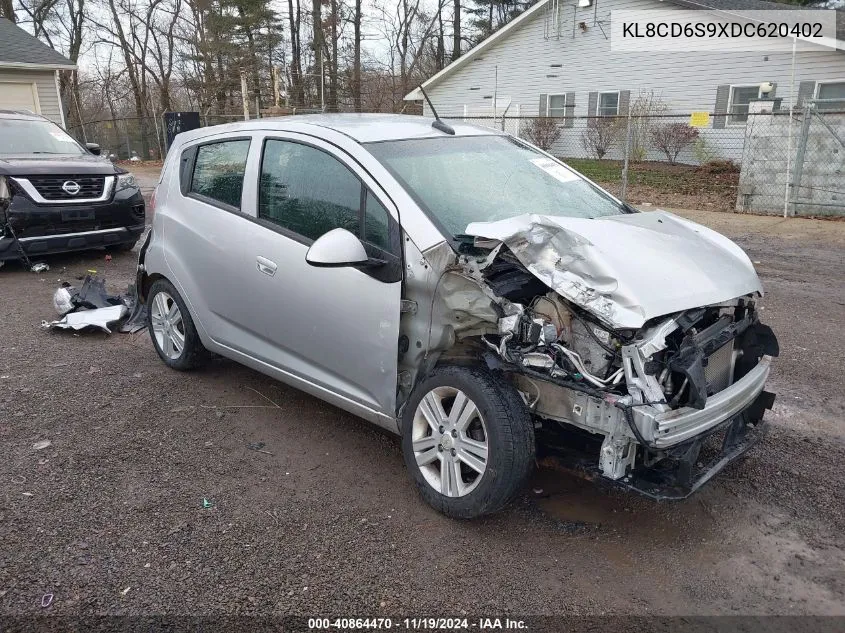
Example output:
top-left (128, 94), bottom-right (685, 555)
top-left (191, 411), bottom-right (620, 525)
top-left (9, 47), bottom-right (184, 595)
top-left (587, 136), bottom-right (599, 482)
top-left (54, 69), bottom-right (66, 129)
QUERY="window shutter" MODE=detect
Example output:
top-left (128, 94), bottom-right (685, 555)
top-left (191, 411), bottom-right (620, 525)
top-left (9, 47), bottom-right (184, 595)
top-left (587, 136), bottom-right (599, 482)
top-left (564, 92), bottom-right (575, 128)
top-left (797, 80), bottom-right (816, 106)
top-left (539, 94), bottom-right (548, 117)
top-left (713, 84), bottom-right (730, 129)
top-left (618, 90), bottom-right (631, 116)
top-left (587, 91), bottom-right (598, 116)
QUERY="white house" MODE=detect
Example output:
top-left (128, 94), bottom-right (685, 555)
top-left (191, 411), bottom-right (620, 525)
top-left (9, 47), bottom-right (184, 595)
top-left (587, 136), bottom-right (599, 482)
top-left (0, 17), bottom-right (76, 126)
top-left (405, 0), bottom-right (845, 160)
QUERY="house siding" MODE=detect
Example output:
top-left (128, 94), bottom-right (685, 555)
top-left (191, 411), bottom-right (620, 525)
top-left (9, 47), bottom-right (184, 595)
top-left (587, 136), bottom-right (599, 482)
top-left (0, 68), bottom-right (63, 125)
top-left (423, 0), bottom-right (845, 159)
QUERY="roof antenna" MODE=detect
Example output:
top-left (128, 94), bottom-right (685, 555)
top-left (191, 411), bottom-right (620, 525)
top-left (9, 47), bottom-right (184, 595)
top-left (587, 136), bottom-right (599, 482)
top-left (418, 85), bottom-right (455, 135)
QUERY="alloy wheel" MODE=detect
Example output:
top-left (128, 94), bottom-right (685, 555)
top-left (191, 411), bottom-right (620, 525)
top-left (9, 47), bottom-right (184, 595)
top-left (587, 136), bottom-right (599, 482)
top-left (150, 291), bottom-right (186, 360)
top-left (411, 387), bottom-right (489, 498)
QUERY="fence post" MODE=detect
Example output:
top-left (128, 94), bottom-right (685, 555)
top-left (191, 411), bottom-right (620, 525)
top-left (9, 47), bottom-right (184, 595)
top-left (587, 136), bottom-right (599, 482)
top-left (122, 119), bottom-right (131, 160)
top-left (151, 113), bottom-right (164, 160)
top-left (790, 103), bottom-right (813, 216)
top-left (620, 111), bottom-right (633, 202)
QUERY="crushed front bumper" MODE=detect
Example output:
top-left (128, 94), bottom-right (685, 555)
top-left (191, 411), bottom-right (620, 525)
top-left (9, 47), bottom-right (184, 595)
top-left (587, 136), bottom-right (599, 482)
top-left (540, 405), bottom-right (771, 501)
top-left (632, 355), bottom-right (773, 448)
top-left (0, 186), bottom-right (145, 262)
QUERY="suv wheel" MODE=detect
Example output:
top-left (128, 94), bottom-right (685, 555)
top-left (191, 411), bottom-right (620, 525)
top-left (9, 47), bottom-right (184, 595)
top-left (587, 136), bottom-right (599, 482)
top-left (401, 365), bottom-right (535, 519)
top-left (147, 279), bottom-right (208, 370)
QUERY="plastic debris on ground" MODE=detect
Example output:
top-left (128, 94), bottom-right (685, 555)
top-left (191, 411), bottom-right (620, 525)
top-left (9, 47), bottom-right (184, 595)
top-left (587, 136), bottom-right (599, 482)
top-left (43, 274), bottom-right (147, 334)
top-left (32, 439), bottom-right (52, 451)
top-left (30, 262), bottom-right (50, 273)
top-left (42, 304), bottom-right (128, 334)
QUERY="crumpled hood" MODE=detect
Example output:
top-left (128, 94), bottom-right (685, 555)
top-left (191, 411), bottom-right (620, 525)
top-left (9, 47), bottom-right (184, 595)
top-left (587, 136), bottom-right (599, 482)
top-left (465, 210), bottom-right (763, 330)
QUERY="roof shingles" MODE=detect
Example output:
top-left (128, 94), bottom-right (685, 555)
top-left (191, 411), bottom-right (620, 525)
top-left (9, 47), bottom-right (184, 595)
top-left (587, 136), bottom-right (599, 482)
top-left (0, 18), bottom-right (75, 68)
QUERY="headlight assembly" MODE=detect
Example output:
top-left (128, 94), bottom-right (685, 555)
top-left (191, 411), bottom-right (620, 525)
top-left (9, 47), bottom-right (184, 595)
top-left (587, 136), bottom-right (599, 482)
top-left (116, 173), bottom-right (138, 191)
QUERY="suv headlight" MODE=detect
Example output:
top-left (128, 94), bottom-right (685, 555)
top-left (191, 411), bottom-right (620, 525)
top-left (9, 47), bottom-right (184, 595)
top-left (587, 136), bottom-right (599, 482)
top-left (116, 173), bottom-right (138, 191)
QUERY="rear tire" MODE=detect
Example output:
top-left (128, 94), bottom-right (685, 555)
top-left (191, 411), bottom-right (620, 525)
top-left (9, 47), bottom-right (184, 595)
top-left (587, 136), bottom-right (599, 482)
top-left (147, 279), bottom-right (209, 370)
top-left (401, 365), bottom-right (535, 519)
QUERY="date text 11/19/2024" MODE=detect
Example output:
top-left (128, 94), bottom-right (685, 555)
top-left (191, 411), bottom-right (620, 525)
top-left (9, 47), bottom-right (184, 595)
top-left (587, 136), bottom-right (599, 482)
top-left (307, 617), bottom-right (529, 630)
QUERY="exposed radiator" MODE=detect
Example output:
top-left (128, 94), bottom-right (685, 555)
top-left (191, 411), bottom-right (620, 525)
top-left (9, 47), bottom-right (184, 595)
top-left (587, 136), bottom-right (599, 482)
top-left (705, 341), bottom-right (735, 395)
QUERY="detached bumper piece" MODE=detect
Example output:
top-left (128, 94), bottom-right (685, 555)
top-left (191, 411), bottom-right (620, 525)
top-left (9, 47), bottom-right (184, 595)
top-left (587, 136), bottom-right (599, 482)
top-left (43, 274), bottom-right (148, 335)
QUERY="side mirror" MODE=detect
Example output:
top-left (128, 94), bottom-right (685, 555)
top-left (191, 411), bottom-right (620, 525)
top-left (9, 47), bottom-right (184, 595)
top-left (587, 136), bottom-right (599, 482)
top-left (306, 228), bottom-right (369, 267)
top-left (85, 142), bottom-right (101, 156)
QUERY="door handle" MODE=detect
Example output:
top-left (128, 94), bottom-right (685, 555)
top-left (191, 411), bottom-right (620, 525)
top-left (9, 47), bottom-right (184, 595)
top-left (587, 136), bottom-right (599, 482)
top-left (256, 256), bottom-right (277, 277)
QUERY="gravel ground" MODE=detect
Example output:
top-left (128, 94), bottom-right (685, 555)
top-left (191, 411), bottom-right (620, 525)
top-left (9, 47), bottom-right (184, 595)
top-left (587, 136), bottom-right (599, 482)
top-left (1, 192), bottom-right (843, 618)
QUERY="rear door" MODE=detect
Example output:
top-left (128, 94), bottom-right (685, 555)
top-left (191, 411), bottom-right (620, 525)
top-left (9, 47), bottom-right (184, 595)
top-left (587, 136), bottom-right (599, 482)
top-left (235, 133), bottom-right (403, 415)
top-left (163, 135), bottom-right (255, 347)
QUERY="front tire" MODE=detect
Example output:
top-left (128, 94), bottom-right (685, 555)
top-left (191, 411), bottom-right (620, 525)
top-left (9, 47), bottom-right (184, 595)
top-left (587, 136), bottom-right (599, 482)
top-left (401, 365), bottom-right (535, 519)
top-left (147, 279), bottom-right (208, 370)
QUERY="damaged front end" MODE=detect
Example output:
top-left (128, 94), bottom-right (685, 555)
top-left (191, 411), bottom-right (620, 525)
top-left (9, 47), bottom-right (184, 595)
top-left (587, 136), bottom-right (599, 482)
top-left (417, 212), bottom-right (779, 500)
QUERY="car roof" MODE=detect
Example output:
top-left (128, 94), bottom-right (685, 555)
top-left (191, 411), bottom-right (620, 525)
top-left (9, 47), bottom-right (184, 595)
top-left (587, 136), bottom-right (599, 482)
top-left (177, 113), bottom-right (503, 145)
top-left (0, 109), bottom-right (48, 121)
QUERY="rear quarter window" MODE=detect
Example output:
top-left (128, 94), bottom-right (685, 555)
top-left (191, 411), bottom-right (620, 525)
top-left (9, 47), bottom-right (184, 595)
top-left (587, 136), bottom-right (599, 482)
top-left (189, 139), bottom-right (251, 209)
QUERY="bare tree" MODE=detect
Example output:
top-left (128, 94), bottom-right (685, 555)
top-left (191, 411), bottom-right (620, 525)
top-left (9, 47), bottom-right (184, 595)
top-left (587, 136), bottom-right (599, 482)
top-left (352, 0), bottom-right (362, 111)
top-left (451, 0), bottom-right (460, 61)
top-left (0, 0), bottom-right (15, 21)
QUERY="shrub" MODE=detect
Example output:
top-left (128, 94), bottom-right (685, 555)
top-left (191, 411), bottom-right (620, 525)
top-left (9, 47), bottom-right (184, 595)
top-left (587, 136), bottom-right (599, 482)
top-left (580, 118), bottom-right (621, 159)
top-left (650, 123), bottom-right (700, 164)
top-left (697, 159), bottom-right (740, 174)
top-left (523, 117), bottom-right (562, 151)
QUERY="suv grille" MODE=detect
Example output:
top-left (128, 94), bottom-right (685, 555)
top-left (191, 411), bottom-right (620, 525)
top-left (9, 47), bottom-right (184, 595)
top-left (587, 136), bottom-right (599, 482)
top-left (28, 175), bottom-right (106, 200)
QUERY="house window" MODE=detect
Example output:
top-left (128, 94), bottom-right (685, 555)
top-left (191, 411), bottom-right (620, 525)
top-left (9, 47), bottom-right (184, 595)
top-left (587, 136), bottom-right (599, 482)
top-left (548, 94), bottom-right (567, 118)
top-left (597, 91), bottom-right (619, 116)
top-left (816, 81), bottom-right (845, 111)
top-left (728, 85), bottom-right (761, 123)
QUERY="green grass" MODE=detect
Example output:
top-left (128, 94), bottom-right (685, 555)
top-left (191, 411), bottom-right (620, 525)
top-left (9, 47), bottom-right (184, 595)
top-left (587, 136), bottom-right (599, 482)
top-left (562, 158), bottom-right (625, 183)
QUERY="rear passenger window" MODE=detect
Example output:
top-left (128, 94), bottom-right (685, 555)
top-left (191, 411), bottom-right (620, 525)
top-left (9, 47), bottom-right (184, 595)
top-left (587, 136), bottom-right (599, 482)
top-left (190, 139), bottom-right (250, 209)
top-left (259, 140), bottom-right (362, 241)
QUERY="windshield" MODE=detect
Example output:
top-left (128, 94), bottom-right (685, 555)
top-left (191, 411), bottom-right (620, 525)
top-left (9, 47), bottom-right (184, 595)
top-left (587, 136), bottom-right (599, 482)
top-left (366, 135), bottom-right (626, 237)
top-left (0, 119), bottom-right (86, 155)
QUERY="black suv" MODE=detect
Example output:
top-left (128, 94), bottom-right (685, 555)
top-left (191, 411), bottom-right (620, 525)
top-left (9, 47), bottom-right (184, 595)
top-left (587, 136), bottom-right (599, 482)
top-left (0, 110), bottom-right (145, 263)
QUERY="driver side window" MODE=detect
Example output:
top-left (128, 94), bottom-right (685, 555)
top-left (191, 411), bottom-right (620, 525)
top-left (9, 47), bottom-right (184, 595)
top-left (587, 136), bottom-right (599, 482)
top-left (259, 139), bottom-right (361, 242)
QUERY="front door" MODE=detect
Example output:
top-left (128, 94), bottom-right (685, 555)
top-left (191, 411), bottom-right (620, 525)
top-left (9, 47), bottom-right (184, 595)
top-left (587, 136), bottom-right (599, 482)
top-left (237, 133), bottom-right (403, 416)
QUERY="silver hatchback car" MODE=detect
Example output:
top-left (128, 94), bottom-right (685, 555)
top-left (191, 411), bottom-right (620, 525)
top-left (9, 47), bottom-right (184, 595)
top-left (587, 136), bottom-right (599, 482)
top-left (137, 114), bottom-right (778, 518)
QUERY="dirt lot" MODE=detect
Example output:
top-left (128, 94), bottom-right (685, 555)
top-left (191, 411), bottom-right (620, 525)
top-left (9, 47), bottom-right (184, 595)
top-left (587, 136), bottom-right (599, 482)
top-left (1, 191), bottom-right (843, 618)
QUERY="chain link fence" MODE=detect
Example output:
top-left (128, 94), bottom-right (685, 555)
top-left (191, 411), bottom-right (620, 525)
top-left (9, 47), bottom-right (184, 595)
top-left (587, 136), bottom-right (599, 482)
top-left (66, 103), bottom-right (845, 217)
top-left (453, 104), bottom-right (845, 217)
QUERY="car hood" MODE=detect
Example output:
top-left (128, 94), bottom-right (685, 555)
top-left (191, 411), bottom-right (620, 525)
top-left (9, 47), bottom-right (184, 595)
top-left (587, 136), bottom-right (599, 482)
top-left (464, 210), bottom-right (763, 330)
top-left (0, 154), bottom-right (115, 176)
